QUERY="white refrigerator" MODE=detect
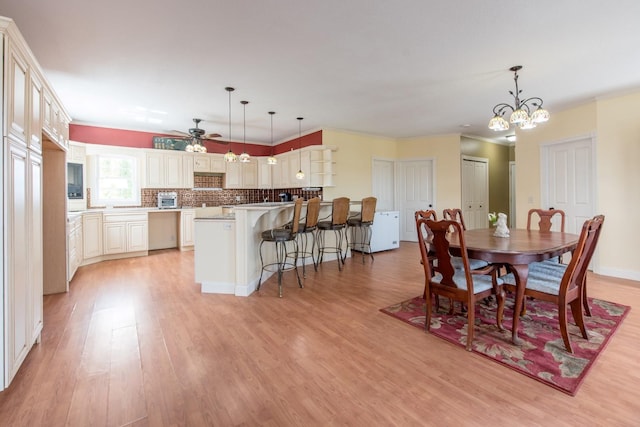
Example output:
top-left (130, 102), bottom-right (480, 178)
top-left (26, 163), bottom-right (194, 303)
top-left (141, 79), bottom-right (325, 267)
top-left (352, 211), bottom-right (400, 253)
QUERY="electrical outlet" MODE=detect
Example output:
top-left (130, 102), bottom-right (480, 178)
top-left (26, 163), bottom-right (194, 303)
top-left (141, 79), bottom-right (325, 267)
top-left (236, 196), bottom-right (241, 201)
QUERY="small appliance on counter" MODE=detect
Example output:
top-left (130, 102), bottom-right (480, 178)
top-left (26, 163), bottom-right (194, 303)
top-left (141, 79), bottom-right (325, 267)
top-left (278, 192), bottom-right (293, 202)
top-left (158, 191), bottom-right (178, 209)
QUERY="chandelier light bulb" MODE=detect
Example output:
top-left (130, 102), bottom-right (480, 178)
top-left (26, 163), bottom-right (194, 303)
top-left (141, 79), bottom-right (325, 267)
top-left (509, 108), bottom-right (529, 124)
top-left (488, 115), bottom-right (509, 131)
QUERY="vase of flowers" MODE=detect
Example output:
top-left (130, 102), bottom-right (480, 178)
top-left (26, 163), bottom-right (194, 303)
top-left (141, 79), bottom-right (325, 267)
top-left (488, 212), bottom-right (498, 227)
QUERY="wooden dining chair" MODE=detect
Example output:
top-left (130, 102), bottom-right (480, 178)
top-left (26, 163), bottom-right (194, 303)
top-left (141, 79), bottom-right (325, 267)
top-left (442, 208), bottom-right (489, 271)
top-left (525, 214), bottom-right (605, 317)
top-left (528, 208), bottom-right (567, 264)
top-left (501, 215), bottom-right (605, 353)
top-left (415, 210), bottom-right (438, 299)
top-left (416, 218), bottom-right (505, 351)
top-left (527, 208), bottom-right (565, 232)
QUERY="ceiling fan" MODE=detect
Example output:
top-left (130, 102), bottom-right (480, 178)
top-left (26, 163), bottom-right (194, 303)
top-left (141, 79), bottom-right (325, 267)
top-left (171, 118), bottom-right (227, 152)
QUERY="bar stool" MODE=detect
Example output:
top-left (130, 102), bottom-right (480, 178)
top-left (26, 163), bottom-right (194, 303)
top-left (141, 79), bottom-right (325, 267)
top-left (345, 197), bottom-right (377, 263)
top-left (316, 197), bottom-right (350, 271)
top-left (257, 198), bottom-right (303, 297)
top-left (296, 197), bottom-right (321, 277)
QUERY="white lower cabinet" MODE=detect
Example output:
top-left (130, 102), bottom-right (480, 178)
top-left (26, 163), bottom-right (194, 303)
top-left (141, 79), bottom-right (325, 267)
top-left (67, 215), bottom-right (83, 281)
top-left (83, 213), bottom-right (103, 259)
top-left (180, 209), bottom-right (196, 248)
top-left (103, 212), bottom-right (148, 254)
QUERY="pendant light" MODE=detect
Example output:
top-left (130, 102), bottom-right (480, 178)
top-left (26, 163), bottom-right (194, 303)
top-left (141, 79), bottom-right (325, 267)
top-left (239, 100), bottom-right (250, 163)
top-left (267, 111), bottom-right (277, 165)
top-left (295, 117), bottom-right (305, 180)
top-left (223, 87), bottom-right (237, 162)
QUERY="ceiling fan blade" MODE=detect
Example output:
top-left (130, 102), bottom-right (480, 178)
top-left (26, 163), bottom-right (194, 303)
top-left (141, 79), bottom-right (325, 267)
top-left (203, 132), bottom-right (222, 139)
top-left (202, 137), bottom-right (229, 145)
top-left (165, 129), bottom-right (191, 137)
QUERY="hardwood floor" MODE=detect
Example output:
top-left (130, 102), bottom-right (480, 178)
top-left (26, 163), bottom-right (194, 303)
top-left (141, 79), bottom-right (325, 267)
top-left (1, 243), bottom-right (639, 426)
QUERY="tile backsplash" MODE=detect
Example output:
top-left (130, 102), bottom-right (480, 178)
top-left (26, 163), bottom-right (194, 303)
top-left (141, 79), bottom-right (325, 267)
top-left (87, 187), bottom-right (323, 209)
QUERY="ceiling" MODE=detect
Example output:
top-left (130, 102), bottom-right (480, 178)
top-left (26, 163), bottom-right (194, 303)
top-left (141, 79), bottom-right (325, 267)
top-left (2, 0), bottom-right (640, 145)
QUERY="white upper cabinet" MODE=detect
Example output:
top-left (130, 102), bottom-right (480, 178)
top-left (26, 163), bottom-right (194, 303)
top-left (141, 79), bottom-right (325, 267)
top-left (194, 153), bottom-right (225, 173)
top-left (7, 39), bottom-right (29, 145)
top-left (146, 150), bottom-right (186, 188)
top-left (224, 160), bottom-right (258, 189)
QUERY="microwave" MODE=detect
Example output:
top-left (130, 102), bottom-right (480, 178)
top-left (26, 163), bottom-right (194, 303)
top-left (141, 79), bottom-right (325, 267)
top-left (158, 192), bottom-right (178, 209)
top-left (67, 162), bottom-right (84, 199)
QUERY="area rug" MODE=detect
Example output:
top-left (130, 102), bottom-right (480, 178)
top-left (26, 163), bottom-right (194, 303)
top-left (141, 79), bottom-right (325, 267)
top-left (380, 296), bottom-right (630, 395)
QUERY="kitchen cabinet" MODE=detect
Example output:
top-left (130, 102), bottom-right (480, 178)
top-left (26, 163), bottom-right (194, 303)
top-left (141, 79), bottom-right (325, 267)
top-left (224, 161), bottom-right (258, 189)
top-left (194, 153), bottom-right (225, 173)
top-left (42, 87), bottom-right (70, 148)
top-left (183, 154), bottom-right (194, 189)
top-left (180, 209), bottom-right (196, 248)
top-left (257, 157), bottom-right (273, 189)
top-left (28, 71), bottom-right (42, 153)
top-left (146, 150), bottom-right (186, 188)
top-left (6, 38), bottom-right (29, 146)
top-left (103, 212), bottom-right (148, 255)
top-left (310, 148), bottom-right (334, 187)
top-left (1, 18), bottom-right (70, 391)
top-left (5, 140), bottom-right (43, 386)
top-left (67, 215), bottom-right (83, 281)
top-left (82, 212), bottom-right (103, 259)
top-left (67, 141), bottom-right (86, 163)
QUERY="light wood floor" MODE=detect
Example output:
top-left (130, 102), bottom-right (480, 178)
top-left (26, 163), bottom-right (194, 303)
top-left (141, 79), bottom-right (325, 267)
top-left (0, 243), bottom-right (639, 426)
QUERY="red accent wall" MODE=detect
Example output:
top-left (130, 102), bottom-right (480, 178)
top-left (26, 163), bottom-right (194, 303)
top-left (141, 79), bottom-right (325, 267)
top-left (69, 124), bottom-right (322, 155)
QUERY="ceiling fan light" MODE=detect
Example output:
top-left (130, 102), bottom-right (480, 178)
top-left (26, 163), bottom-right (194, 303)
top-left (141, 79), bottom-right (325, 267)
top-left (224, 150), bottom-right (237, 162)
top-left (185, 144), bottom-right (195, 153)
top-left (239, 152), bottom-right (250, 163)
top-left (267, 155), bottom-right (277, 165)
top-left (488, 115), bottom-right (509, 131)
top-left (531, 107), bottom-right (550, 123)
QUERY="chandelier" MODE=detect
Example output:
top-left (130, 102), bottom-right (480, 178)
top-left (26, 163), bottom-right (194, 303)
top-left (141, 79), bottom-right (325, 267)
top-left (488, 65), bottom-right (550, 131)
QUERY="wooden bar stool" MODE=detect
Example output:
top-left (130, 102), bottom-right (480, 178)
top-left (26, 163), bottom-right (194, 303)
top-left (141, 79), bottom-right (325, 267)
top-left (296, 197), bottom-right (321, 277)
top-left (257, 199), bottom-right (304, 297)
top-left (345, 197), bottom-right (377, 263)
top-left (316, 197), bottom-right (350, 271)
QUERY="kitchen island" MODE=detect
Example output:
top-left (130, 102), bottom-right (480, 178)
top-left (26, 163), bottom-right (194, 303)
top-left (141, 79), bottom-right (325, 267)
top-left (194, 201), bottom-right (340, 296)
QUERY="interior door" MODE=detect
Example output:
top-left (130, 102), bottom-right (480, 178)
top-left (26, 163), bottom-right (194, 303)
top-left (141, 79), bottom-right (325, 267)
top-left (397, 159), bottom-right (435, 242)
top-left (542, 137), bottom-right (595, 235)
top-left (462, 157), bottom-right (489, 229)
top-left (372, 158), bottom-right (394, 211)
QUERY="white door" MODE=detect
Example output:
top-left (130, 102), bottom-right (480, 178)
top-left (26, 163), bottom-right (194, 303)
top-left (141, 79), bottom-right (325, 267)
top-left (372, 158), bottom-right (395, 211)
top-left (509, 161), bottom-right (516, 228)
top-left (542, 136), bottom-right (595, 235)
top-left (397, 159), bottom-right (435, 242)
top-left (462, 157), bottom-right (489, 229)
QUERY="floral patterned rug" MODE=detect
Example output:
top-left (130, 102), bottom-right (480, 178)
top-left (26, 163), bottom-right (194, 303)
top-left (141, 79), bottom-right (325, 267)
top-left (380, 295), bottom-right (630, 395)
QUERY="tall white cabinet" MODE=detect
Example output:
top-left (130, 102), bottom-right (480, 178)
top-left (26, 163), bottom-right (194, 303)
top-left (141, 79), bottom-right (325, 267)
top-left (1, 18), bottom-right (69, 391)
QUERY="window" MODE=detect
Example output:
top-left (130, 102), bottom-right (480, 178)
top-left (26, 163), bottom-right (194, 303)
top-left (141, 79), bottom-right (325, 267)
top-left (93, 154), bottom-right (140, 206)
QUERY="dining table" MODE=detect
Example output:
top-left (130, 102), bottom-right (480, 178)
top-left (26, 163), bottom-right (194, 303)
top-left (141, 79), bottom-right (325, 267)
top-left (448, 228), bottom-right (580, 344)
